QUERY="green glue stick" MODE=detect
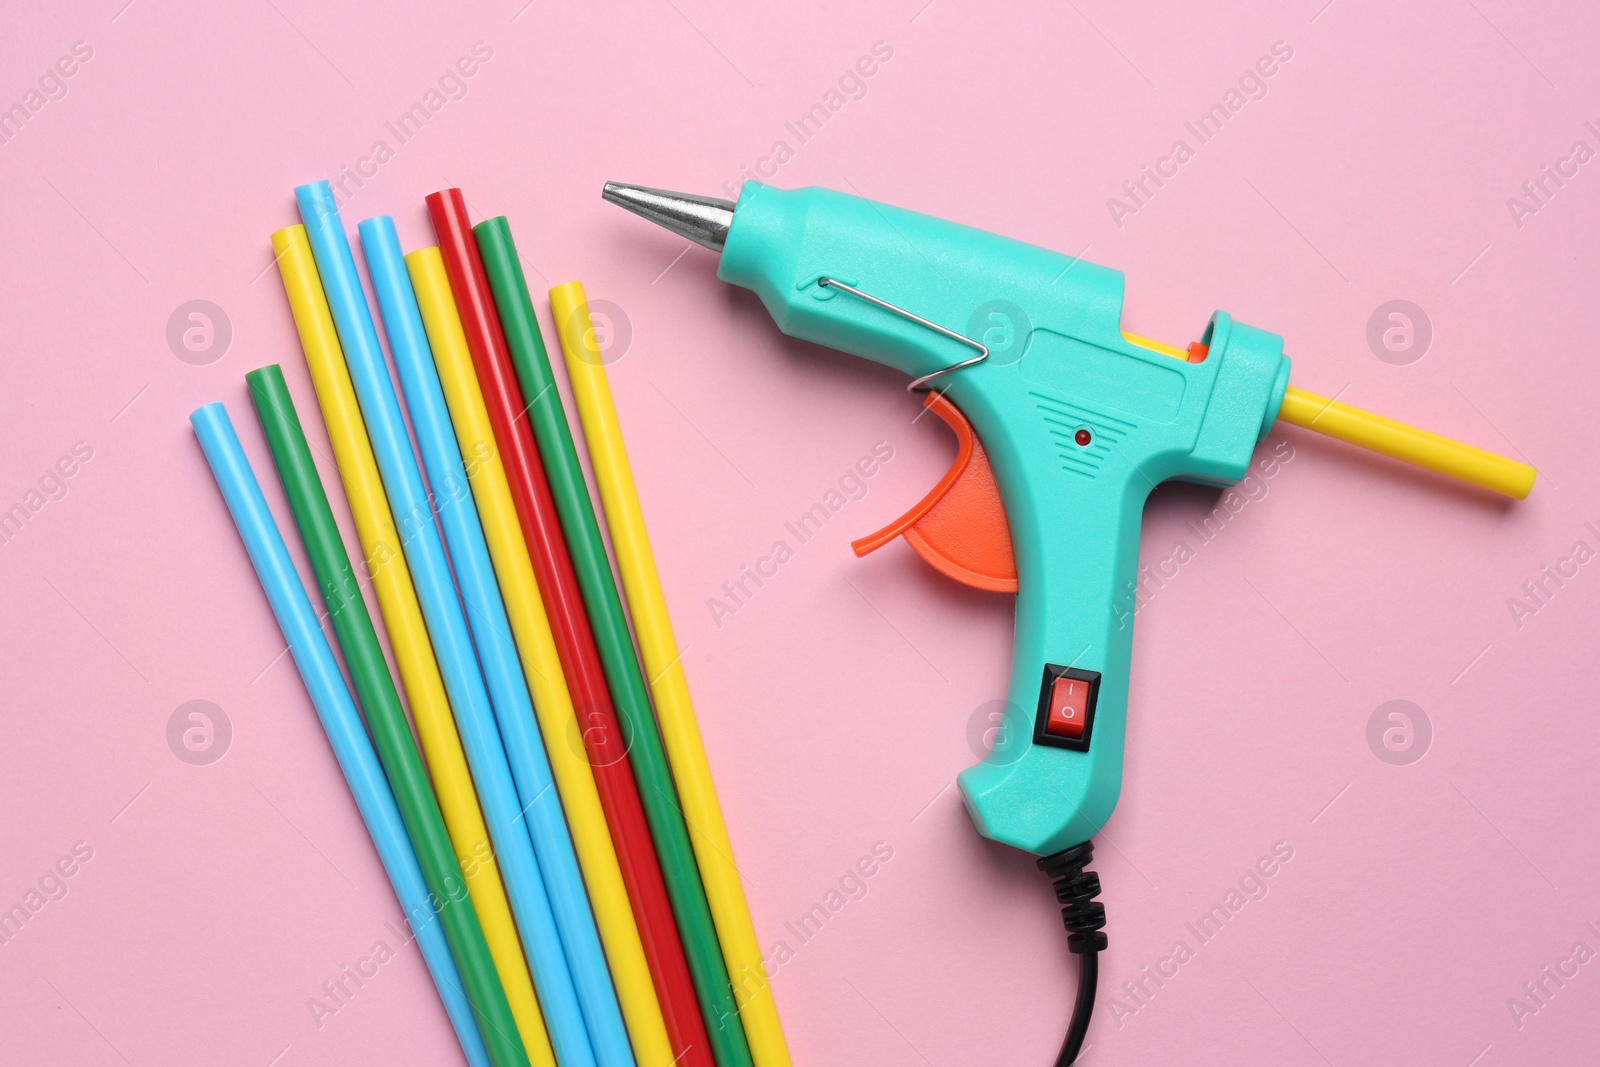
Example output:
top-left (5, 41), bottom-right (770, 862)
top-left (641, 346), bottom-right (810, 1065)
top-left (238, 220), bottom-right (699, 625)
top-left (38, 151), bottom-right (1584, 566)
top-left (474, 219), bottom-right (755, 1067)
top-left (246, 365), bottom-right (534, 1067)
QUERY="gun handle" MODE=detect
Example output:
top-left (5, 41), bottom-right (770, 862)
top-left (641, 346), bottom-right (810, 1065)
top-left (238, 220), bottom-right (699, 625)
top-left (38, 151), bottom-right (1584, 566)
top-left (956, 462), bottom-right (1146, 855)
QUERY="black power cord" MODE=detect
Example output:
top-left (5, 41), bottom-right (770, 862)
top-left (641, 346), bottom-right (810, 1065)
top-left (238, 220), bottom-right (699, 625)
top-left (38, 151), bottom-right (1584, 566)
top-left (1038, 841), bottom-right (1108, 1067)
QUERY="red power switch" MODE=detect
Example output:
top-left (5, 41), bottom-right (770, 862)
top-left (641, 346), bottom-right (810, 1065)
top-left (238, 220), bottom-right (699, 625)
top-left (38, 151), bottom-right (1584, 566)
top-left (1033, 665), bottom-right (1101, 750)
top-left (1046, 675), bottom-right (1092, 738)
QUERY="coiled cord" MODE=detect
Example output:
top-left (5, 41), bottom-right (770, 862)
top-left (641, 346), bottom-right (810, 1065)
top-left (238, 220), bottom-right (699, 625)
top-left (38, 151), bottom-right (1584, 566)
top-left (1038, 841), bottom-right (1107, 1066)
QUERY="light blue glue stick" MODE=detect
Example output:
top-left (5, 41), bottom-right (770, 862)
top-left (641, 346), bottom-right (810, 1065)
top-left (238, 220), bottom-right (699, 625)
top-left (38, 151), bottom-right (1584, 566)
top-left (189, 401), bottom-right (489, 1067)
top-left (292, 181), bottom-right (599, 1067)
top-left (359, 214), bottom-right (635, 1067)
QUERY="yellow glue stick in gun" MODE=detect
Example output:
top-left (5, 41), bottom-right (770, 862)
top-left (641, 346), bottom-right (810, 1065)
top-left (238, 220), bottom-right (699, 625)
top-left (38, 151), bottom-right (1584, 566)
top-left (604, 180), bottom-right (1534, 1064)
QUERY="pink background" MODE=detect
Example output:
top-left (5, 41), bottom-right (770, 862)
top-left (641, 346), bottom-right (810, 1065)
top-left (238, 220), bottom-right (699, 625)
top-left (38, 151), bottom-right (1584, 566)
top-left (2, 0), bottom-right (1597, 1064)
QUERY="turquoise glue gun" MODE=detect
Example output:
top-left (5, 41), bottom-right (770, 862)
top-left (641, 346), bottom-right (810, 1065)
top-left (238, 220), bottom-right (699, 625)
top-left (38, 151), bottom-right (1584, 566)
top-left (604, 177), bottom-right (1529, 857)
top-left (606, 180), bottom-right (1534, 1062)
top-left (605, 180), bottom-right (1535, 858)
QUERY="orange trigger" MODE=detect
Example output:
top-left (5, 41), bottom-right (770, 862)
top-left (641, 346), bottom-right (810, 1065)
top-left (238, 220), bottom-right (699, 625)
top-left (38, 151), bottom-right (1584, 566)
top-left (851, 392), bottom-right (1018, 593)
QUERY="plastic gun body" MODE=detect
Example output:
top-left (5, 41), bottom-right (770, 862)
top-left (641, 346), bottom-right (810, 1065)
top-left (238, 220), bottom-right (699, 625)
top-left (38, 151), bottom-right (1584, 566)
top-left (715, 183), bottom-right (1289, 854)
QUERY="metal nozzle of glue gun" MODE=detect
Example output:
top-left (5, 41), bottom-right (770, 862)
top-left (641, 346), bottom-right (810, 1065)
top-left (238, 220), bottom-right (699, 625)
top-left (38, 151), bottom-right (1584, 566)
top-left (603, 179), bottom-right (1536, 856)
